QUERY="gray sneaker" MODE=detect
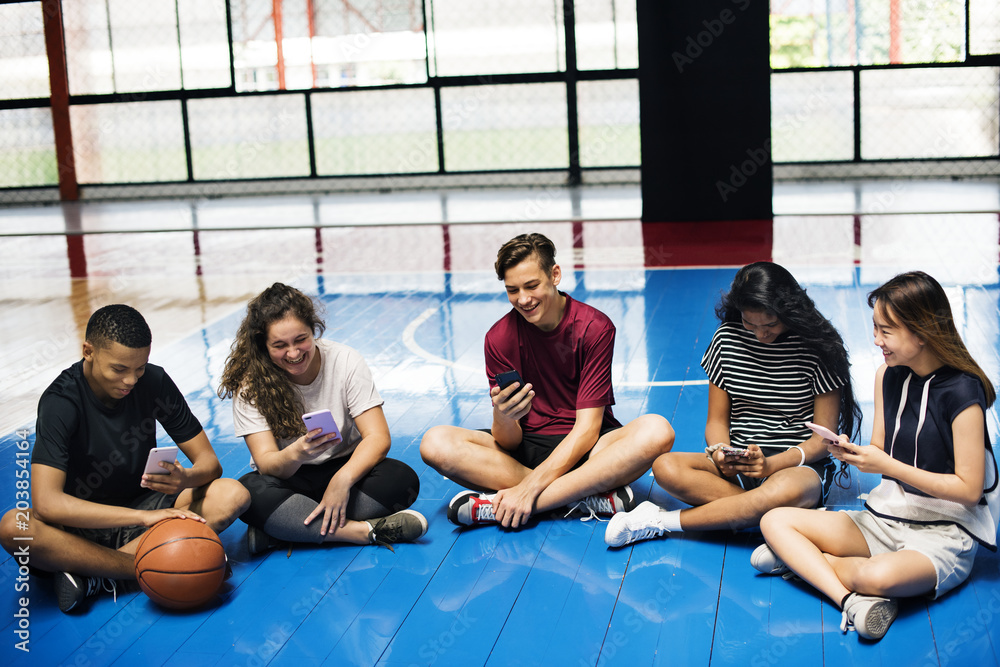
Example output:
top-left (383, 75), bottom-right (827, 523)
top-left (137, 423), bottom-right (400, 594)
top-left (567, 485), bottom-right (636, 522)
top-left (367, 510), bottom-right (428, 551)
top-left (840, 592), bottom-right (898, 640)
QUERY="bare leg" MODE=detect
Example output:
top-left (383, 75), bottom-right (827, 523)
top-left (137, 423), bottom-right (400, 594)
top-left (0, 509), bottom-right (134, 579)
top-left (653, 452), bottom-right (822, 531)
top-left (829, 550), bottom-right (937, 599)
top-left (760, 507), bottom-right (871, 605)
top-left (175, 477), bottom-right (250, 534)
top-left (533, 414), bottom-right (674, 511)
top-left (420, 425), bottom-right (535, 492)
top-left (420, 414), bottom-right (674, 514)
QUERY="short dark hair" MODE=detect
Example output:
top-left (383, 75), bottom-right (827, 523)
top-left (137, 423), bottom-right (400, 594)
top-left (86, 304), bottom-right (152, 350)
top-left (494, 233), bottom-right (557, 280)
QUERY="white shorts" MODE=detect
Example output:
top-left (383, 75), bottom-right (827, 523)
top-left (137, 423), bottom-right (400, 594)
top-left (844, 509), bottom-right (978, 599)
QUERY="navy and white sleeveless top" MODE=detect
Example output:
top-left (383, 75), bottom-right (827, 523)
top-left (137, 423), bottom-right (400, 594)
top-left (866, 365), bottom-right (999, 549)
top-left (701, 322), bottom-right (846, 454)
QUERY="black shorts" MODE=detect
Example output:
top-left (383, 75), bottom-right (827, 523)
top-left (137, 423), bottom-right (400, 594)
top-left (63, 489), bottom-right (178, 549)
top-left (734, 456), bottom-right (837, 506)
top-left (481, 426), bottom-right (621, 470)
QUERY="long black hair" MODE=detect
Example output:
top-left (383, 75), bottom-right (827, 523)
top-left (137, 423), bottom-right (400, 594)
top-left (718, 262), bottom-right (863, 486)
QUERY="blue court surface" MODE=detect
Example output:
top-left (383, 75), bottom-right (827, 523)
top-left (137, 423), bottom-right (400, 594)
top-left (1, 183), bottom-right (1000, 666)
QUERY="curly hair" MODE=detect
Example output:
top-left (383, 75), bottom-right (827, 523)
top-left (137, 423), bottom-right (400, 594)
top-left (868, 271), bottom-right (995, 406)
top-left (717, 262), bottom-right (863, 487)
top-left (218, 283), bottom-right (326, 440)
top-left (86, 304), bottom-right (151, 349)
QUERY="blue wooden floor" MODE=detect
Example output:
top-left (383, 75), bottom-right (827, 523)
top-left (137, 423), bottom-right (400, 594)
top-left (2, 187), bottom-right (1000, 665)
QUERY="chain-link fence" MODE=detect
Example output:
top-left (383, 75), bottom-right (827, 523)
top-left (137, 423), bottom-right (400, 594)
top-left (771, 0), bottom-right (1000, 179)
top-left (0, 2), bottom-right (56, 189)
top-left (0, 0), bottom-right (640, 201)
top-left (1, 1), bottom-right (998, 201)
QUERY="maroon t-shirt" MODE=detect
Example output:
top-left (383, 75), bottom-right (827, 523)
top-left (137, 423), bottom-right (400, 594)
top-left (484, 293), bottom-right (621, 435)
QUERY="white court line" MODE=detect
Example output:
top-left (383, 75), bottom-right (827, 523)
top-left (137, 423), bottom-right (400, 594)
top-left (402, 306), bottom-right (482, 374)
top-left (618, 379), bottom-right (710, 387)
top-left (402, 306), bottom-right (712, 388)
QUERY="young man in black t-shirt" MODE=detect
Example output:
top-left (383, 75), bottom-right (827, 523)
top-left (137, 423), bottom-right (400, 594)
top-left (0, 305), bottom-right (250, 612)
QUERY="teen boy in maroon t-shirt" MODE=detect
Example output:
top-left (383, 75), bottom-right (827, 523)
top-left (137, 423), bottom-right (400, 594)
top-left (420, 233), bottom-right (675, 529)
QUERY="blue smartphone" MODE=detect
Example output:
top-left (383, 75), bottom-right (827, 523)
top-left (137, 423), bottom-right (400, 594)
top-left (302, 409), bottom-right (343, 442)
top-left (495, 370), bottom-right (523, 390)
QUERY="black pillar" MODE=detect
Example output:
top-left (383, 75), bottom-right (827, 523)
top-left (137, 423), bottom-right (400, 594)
top-left (637, 0), bottom-right (772, 223)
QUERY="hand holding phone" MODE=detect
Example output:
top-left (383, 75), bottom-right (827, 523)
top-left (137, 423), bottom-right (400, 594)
top-left (143, 446), bottom-right (179, 475)
top-left (302, 409), bottom-right (343, 443)
top-left (495, 370), bottom-right (523, 391)
top-left (805, 421), bottom-right (840, 443)
top-left (721, 445), bottom-right (750, 458)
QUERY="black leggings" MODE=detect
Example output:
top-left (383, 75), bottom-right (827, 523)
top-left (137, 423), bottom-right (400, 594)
top-left (239, 456), bottom-right (420, 529)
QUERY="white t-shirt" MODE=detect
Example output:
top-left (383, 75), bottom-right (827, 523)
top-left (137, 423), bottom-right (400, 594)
top-left (232, 338), bottom-right (383, 465)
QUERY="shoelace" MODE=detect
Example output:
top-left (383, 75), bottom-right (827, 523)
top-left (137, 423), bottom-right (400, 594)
top-left (368, 520), bottom-right (399, 552)
top-left (99, 578), bottom-right (118, 604)
top-left (619, 525), bottom-right (664, 541)
top-left (839, 594), bottom-right (856, 633)
top-left (563, 495), bottom-right (611, 522)
top-left (474, 499), bottom-right (496, 523)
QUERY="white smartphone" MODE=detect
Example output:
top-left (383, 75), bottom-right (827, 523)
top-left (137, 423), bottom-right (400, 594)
top-left (302, 409), bottom-right (343, 442)
top-left (143, 446), bottom-right (179, 475)
top-left (805, 421), bottom-right (839, 442)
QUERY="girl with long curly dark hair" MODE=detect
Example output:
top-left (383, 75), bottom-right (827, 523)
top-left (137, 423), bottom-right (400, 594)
top-left (219, 283), bottom-right (424, 553)
top-left (606, 262), bottom-right (862, 547)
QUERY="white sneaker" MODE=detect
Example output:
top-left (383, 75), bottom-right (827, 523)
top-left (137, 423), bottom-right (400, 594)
top-left (603, 501), bottom-right (670, 547)
top-left (840, 592), bottom-right (898, 640)
top-left (750, 544), bottom-right (789, 575)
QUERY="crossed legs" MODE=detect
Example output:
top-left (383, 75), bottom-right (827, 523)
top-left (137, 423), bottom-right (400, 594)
top-left (0, 477), bottom-right (248, 580)
top-left (652, 451), bottom-right (823, 531)
top-left (420, 413), bottom-right (674, 516)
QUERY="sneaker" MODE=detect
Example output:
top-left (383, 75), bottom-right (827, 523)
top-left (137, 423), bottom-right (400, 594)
top-left (604, 501), bottom-right (671, 547)
top-left (840, 592), bottom-right (898, 640)
top-left (566, 485), bottom-right (636, 522)
top-left (246, 525), bottom-right (283, 556)
top-left (54, 572), bottom-right (116, 613)
top-left (750, 544), bottom-right (789, 575)
top-left (448, 491), bottom-right (498, 527)
top-left (367, 510), bottom-right (428, 551)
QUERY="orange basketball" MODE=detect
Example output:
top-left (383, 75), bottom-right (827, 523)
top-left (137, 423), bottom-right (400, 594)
top-left (134, 518), bottom-right (226, 610)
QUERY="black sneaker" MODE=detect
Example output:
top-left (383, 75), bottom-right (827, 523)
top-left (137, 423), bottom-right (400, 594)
top-left (246, 525), bottom-right (283, 556)
top-left (367, 510), bottom-right (428, 551)
top-left (54, 572), bottom-right (114, 613)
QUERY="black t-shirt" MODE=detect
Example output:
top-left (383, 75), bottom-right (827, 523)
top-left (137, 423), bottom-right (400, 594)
top-left (32, 360), bottom-right (203, 506)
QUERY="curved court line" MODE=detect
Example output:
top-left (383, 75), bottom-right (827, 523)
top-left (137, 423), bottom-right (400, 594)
top-left (402, 306), bottom-right (712, 388)
top-left (402, 306), bottom-right (482, 374)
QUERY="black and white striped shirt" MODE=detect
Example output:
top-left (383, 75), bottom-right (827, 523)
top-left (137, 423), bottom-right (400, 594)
top-left (700, 322), bottom-right (846, 451)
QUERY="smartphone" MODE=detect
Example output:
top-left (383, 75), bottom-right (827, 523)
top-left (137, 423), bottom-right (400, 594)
top-left (143, 446), bottom-right (179, 475)
top-left (302, 409), bottom-right (343, 442)
top-left (805, 421), bottom-right (839, 442)
top-left (495, 370), bottom-right (523, 391)
top-left (721, 445), bottom-right (750, 458)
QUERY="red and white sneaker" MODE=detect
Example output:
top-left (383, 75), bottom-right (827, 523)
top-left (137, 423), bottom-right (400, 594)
top-left (447, 491), bottom-right (498, 527)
